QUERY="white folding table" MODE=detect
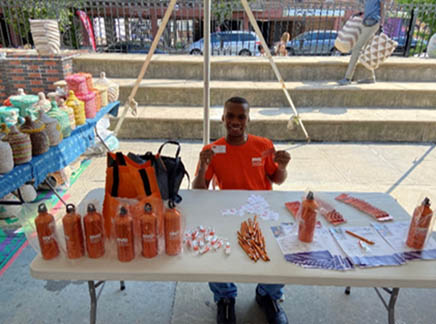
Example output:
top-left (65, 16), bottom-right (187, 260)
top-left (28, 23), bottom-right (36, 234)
top-left (30, 189), bottom-right (436, 324)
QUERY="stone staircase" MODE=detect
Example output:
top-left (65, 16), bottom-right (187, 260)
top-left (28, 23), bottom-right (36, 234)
top-left (73, 54), bottom-right (436, 142)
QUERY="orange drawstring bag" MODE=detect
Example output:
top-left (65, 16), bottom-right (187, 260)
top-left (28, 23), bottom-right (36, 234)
top-left (102, 152), bottom-right (161, 237)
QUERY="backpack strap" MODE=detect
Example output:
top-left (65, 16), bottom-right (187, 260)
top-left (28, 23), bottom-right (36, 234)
top-left (158, 140), bottom-right (181, 158)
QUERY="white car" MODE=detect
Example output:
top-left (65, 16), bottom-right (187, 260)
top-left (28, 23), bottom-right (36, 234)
top-left (187, 31), bottom-right (261, 56)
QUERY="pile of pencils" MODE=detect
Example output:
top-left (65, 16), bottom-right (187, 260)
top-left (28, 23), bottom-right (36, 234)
top-left (237, 216), bottom-right (270, 262)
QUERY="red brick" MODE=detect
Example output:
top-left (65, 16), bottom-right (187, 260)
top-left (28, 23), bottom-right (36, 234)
top-left (9, 60), bottom-right (20, 65)
top-left (28, 65), bottom-right (40, 70)
top-left (12, 76), bottom-right (25, 81)
top-left (30, 80), bottom-right (43, 85)
top-left (11, 68), bottom-right (24, 73)
top-left (14, 84), bottom-right (26, 88)
top-left (0, 85), bottom-right (5, 90)
top-left (46, 76), bottom-right (61, 82)
top-left (28, 73), bottom-right (41, 78)
top-left (31, 88), bottom-right (44, 93)
top-left (44, 61), bottom-right (57, 66)
top-left (45, 69), bottom-right (61, 74)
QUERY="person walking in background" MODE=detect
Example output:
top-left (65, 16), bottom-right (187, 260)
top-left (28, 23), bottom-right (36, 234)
top-left (275, 32), bottom-right (290, 56)
top-left (338, 0), bottom-right (386, 85)
top-left (193, 96), bottom-right (291, 324)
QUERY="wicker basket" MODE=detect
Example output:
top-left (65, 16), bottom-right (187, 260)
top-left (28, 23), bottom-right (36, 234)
top-left (94, 85), bottom-right (109, 108)
top-left (94, 72), bottom-right (119, 102)
top-left (33, 92), bottom-right (52, 113)
top-left (0, 140), bottom-right (14, 174)
top-left (39, 111), bottom-right (63, 146)
top-left (9, 94), bottom-right (39, 118)
top-left (65, 91), bottom-right (86, 126)
top-left (65, 74), bottom-right (89, 97)
top-left (2, 125), bottom-right (32, 164)
top-left (76, 72), bottom-right (94, 91)
top-left (20, 116), bottom-right (49, 156)
top-left (29, 20), bottom-right (60, 55)
top-left (59, 99), bottom-right (76, 130)
top-left (77, 91), bottom-right (97, 119)
top-left (47, 101), bottom-right (72, 138)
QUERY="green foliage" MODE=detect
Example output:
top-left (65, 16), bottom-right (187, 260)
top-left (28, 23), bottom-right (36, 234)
top-left (4, 0), bottom-right (85, 38)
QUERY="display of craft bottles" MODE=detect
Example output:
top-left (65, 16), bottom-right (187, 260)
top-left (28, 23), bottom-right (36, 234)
top-left (139, 203), bottom-right (159, 258)
top-left (406, 198), bottom-right (434, 249)
top-left (114, 206), bottom-right (135, 262)
top-left (83, 203), bottom-right (105, 258)
top-left (298, 191), bottom-right (318, 243)
top-left (164, 202), bottom-right (182, 256)
top-left (35, 203), bottom-right (59, 260)
top-left (62, 204), bottom-right (85, 259)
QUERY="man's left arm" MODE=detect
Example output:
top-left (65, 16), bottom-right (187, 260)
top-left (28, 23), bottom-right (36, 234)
top-left (269, 150), bottom-right (291, 185)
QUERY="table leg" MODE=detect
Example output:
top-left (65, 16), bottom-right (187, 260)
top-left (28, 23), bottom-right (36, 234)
top-left (120, 281), bottom-right (126, 291)
top-left (344, 286), bottom-right (351, 295)
top-left (374, 287), bottom-right (400, 324)
top-left (88, 281), bottom-right (97, 324)
top-left (44, 179), bottom-right (67, 206)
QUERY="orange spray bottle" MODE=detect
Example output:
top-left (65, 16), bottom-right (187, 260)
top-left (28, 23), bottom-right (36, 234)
top-left (114, 206), bottom-right (135, 262)
top-left (62, 204), bottom-right (85, 259)
top-left (406, 198), bottom-right (434, 249)
top-left (139, 203), bottom-right (159, 258)
top-left (83, 203), bottom-right (105, 258)
top-left (298, 191), bottom-right (318, 243)
top-left (164, 201), bottom-right (182, 256)
top-left (35, 203), bottom-right (59, 260)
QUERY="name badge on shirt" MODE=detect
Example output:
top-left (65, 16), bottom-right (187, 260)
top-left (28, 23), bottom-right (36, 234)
top-left (212, 145), bottom-right (226, 154)
top-left (252, 157), bottom-right (262, 167)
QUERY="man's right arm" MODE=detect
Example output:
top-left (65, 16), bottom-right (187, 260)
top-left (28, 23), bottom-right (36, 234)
top-left (192, 149), bottom-right (214, 189)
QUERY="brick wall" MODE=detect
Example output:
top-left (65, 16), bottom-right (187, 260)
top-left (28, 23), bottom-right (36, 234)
top-left (0, 50), bottom-right (78, 102)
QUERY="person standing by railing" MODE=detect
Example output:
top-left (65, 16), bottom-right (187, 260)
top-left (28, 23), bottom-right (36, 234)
top-left (275, 32), bottom-right (291, 56)
top-left (338, 0), bottom-right (386, 85)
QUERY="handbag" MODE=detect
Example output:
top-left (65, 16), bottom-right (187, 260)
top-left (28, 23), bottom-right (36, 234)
top-left (335, 16), bottom-right (363, 53)
top-left (102, 152), bottom-right (162, 237)
top-left (359, 33), bottom-right (398, 70)
top-left (128, 140), bottom-right (190, 205)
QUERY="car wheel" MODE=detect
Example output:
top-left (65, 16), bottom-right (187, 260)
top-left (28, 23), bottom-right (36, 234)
top-left (287, 48), bottom-right (295, 56)
top-left (239, 49), bottom-right (251, 56)
top-left (190, 49), bottom-right (202, 55)
top-left (330, 47), bottom-right (341, 56)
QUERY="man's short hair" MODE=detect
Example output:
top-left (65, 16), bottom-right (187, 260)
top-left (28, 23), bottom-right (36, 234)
top-left (224, 96), bottom-right (250, 108)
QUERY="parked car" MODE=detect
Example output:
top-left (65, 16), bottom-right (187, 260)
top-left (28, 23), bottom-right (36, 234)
top-left (285, 30), bottom-right (338, 55)
top-left (187, 31), bottom-right (261, 56)
top-left (101, 41), bottom-right (167, 54)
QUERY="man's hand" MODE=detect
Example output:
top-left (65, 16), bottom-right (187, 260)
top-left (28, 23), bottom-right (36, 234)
top-left (274, 150), bottom-right (291, 170)
top-left (199, 149), bottom-right (214, 169)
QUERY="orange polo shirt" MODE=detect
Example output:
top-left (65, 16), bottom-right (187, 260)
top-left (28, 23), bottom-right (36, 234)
top-left (202, 135), bottom-right (278, 190)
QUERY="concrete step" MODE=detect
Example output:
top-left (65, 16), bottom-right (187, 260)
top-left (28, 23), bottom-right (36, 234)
top-left (110, 106), bottom-right (436, 142)
top-left (74, 54), bottom-right (436, 82)
top-left (114, 79), bottom-right (436, 109)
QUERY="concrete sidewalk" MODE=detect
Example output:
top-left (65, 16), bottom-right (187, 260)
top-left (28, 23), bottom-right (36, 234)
top-left (1, 139), bottom-right (436, 324)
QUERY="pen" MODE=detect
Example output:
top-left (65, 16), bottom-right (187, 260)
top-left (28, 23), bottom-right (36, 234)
top-left (345, 230), bottom-right (375, 245)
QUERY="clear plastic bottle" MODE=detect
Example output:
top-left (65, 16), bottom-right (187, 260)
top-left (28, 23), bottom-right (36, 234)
top-left (84, 203), bottom-right (105, 258)
top-left (62, 204), bottom-right (85, 259)
top-left (35, 203), bottom-right (59, 260)
top-left (139, 203), bottom-right (158, 258)
top-left (114, 206), bottom-right (135, 262)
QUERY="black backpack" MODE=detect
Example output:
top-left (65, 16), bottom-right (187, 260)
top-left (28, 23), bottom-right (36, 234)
top-left (128, 141), bottom-right (190, 205)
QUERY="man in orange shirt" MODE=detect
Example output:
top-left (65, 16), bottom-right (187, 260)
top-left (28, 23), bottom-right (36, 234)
top-left (193, 96), bottom-right (291, 324)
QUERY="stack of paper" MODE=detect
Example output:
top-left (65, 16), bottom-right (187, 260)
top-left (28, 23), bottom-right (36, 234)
top-left (372, 222), bottom-right (436, 261)
top-left (330, 226), bottom-right (406, 268)
top-left (271, 223), bottom-right (353, 271)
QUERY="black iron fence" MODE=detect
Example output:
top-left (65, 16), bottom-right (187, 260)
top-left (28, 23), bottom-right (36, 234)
top-left (0, 0), bottom-right (434, 56)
